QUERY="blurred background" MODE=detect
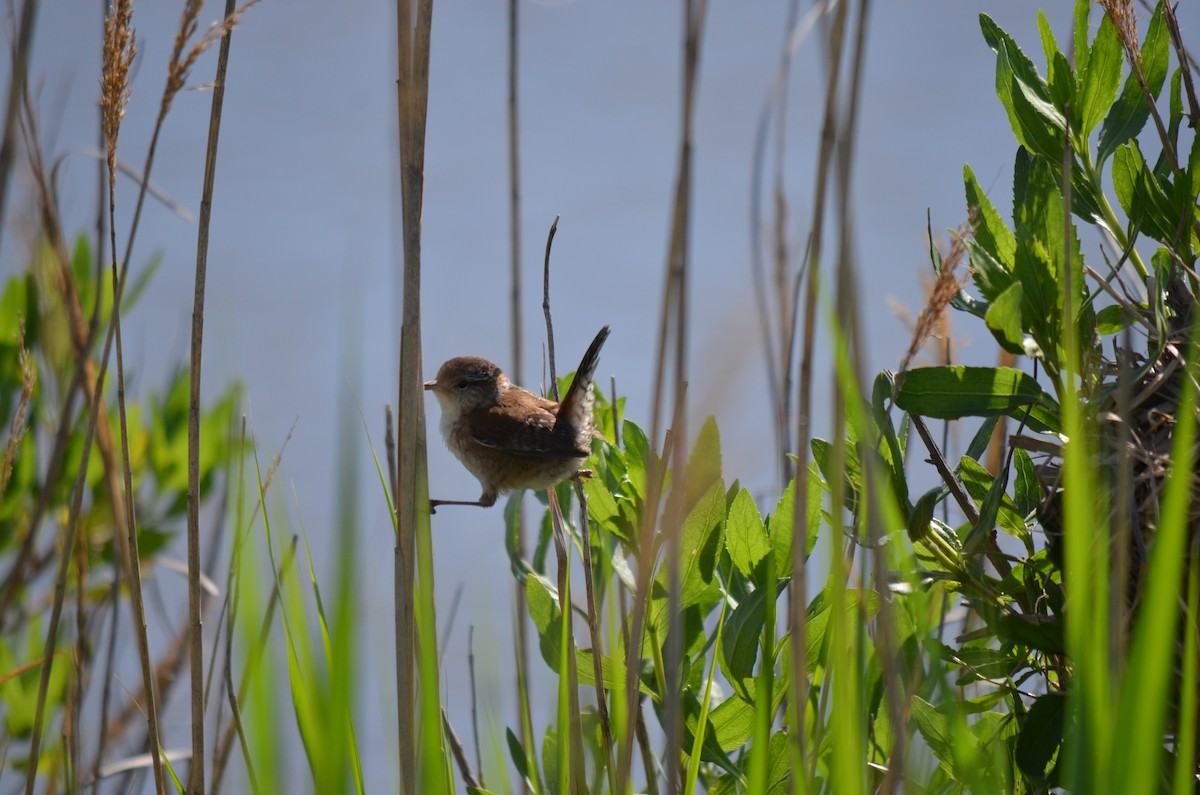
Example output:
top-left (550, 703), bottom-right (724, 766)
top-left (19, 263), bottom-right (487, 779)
top-left (7, 0), bottom-right (1185, 788)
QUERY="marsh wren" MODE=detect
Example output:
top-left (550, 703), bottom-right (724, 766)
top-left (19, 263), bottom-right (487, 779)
top-left (424, 325), bottom-right (611, 512)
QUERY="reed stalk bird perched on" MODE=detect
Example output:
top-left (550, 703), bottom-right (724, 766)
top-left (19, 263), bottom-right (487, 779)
top-left (424, 326), bottom-right (611, 512)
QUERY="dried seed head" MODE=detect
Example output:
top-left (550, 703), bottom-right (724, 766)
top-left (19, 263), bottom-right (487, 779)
top-left (100, 0), bottom-right (136, 183)
top-left (898, 213), bottom-right (977, 377)
top-left (162, 0), bottom-right (260, 119)
top-left (1099, 0), bottom-right (1140, 62)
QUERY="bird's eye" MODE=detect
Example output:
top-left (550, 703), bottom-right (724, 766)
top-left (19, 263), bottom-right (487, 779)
top-left (454, 381), bottom-right (468, 390)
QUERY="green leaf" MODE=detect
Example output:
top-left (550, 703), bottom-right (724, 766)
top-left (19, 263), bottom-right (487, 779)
top-left (765, 472), bottom-right (818, 580)
top-left (895, 366), bottom-right (1061, 434)
top-left (622, 419), bottom-right (649, 501)
top-left (872, 372), bottom-right (910, 512)
top-left (1036, 10), bottom-right (1059, 69)
top-left (1079, 11), bottom-right (1123, 136)
top-left (965, 165), bottom-right (1017, 270)
top-left (1048, 50), bottom-right (1076, 116)
top-left (963, 417), bottom-right (1000, 465)
top-left (1016, 692), bottom-right (1066, 779)
top-left (525, 574), bottom-right (563, 669)
top-left (907, 487), bottom-right (942, 544)
top-left (998, 612), bottom-right (1065, 654)
top-left (1013, 149), bottom-right (1086, 368)
top-left (683, 415), bottom-right (722, 511)
top-left (1013, 448), bottom-right (1040, 518)
top-left (1097, 1), bottom-right (1169, 165)
top-left (959, 456), bottom-right (1029, 544)
top-left (506, 727), bottom-right (537, 792)
top-left (1007, 56), bottom-right (1067, 161)
top-left (719, 586), bottom-right (768, 701)
top-left (726, 488), bottom-right (770, 580)
top-left (911, 696), bottom-right (956, 772)
top-left (650, 480), bottom-right (725, 631)
top-left (1072, 0), bottom-right (1091, 75)
top-left (709, 693), bottom-right (755, 752)
top-left (1095, 303), bottom-right (1141, 334)
top-left (984, 281), bottom-right (1026, 354)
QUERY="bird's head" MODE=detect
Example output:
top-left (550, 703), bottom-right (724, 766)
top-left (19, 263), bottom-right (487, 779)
top-left (424, 356), bottom-right (506, 416)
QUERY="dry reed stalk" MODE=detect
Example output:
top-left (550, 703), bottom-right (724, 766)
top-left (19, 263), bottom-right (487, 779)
top-left (393, 1), bottom-right (434, 790)
top-left (0, 333), bottom-right (34, 502)
top-left (101, 1), bottom-right (167, 789)
top-left (185, 0), bottom-right (241, 789)
top-left (540, 214), bottom-right (617, 788)
top-left (825, 3), bottom-right (912, 787)
top-left (0, 0), bottom-right (38, 258)
top-left (790, 0), bottom-right (849, 779)
top-left (615, 3), bottom-right (706, 792)
top-left (505, 6), bottom-right (536, 785)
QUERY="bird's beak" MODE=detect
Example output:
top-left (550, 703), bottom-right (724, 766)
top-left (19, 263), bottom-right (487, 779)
top-left (423, 379), bottom-right (437, 391)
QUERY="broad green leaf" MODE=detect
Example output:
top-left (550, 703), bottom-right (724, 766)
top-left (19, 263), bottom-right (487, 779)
top-left (1013, 149), bottom-right (1086, 368)
top-left (719, 586), bottom-right (768, 701)
top-left (1079, 11), bottom-right (1123, 136)
top-left (525, 574), bottom-right (564, 668)
top-left (1016, 692), bottom-right (1066, 779)
top-left (1072, 0), bottom-right (1091, 76)
top-left (576, 648), bottom-right (652, 695)
top-left (984, 281), bottom-right (1026, 354)
top-left (683, 415), bottom-right (722, 511)
top-left (1036, 10), bottom-right (1059, 69)
top-left (764, 474), bottom-right (819, 579)
top-left (1047, 51), bottom-right (1076, 120)
top-left (1095, 303), bottom-right (1141, 334)
top-left (872, 371), bottom-right (910, 512)
top-left (964, 165), bottom-right (1016, 269)
top-left (911, 696), bottom-right (955, 773)
top-left (709, 694), bottom-right (755, 752)
top-left (1007, 55), bottom-right (1067, 161)
top-left (811, 438), bottom-right (861, 513)
top-left (907, 487), bottom-right (942, 545)
top-left (725, 488), bottom-right (770, 580)
top-left (998, 612), bottom-right (1065, 654)
top-left (958, 455), bottom-right (1029, 543)
top-left (1097, 1), bottom-right (1169, 165)
top-left (895, 366), bottom-right (1061, 434)
top-left (1013, 448), bottom-right (1040, 518)
top-left (965, 415), bottom-right (1001, 462)
top-left (981, 15), bottom-right (1049, 101)
top-left (650, 480), bottom-right (725, 630)
top-left (622, 418), bottom-right (649, 500)
top-left (1112, 142), bottom-right (1137, 216)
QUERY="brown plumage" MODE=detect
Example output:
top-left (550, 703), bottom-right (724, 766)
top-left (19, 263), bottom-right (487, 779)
top-left (424, 326), bottom-right (610, 511)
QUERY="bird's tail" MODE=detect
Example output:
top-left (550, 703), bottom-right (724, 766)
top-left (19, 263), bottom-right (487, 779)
top-left (557, 325), bottom-right (611, 431)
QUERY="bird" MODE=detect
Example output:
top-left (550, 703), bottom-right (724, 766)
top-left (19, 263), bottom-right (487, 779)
top-left (424, 325), bottom-right (611, 512)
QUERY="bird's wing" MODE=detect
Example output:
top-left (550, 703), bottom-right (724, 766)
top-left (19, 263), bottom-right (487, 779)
top-left (469, 389), bottom-right (588, 459)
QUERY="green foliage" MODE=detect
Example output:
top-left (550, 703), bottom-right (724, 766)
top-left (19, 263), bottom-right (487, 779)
top-left (887, 1), bottom-right (1200, 790)
top-left (0, 235), bottom-right (239, 787)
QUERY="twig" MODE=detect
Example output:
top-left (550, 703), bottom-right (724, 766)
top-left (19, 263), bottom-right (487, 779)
top-left (793, 0), bottom-right (848, 780)
top-left (547, 489), bottom-right (585, 794)
top-left (185, 6), bottom-right (239, 787)
top-left (0, 0), bottom-right (38, 258)
top-left (573, 478), bottom-right (617, 789)
top-left (506, 8), bottom-right (534, 783)
top-left (442, 708), bottom-right (481, 789)
top-left (542, 215), bottom-right (561, 399)
top-left (619, 4), bottom-right (707, 791)
top-left (212, 537), bottom-right (297, 795)
top-left (541, 229), bottom-right (587, 793)
top-left (468, 626), bottom-right (484, 789)
top-left (1161, 1), bottom-right (1198, 128)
